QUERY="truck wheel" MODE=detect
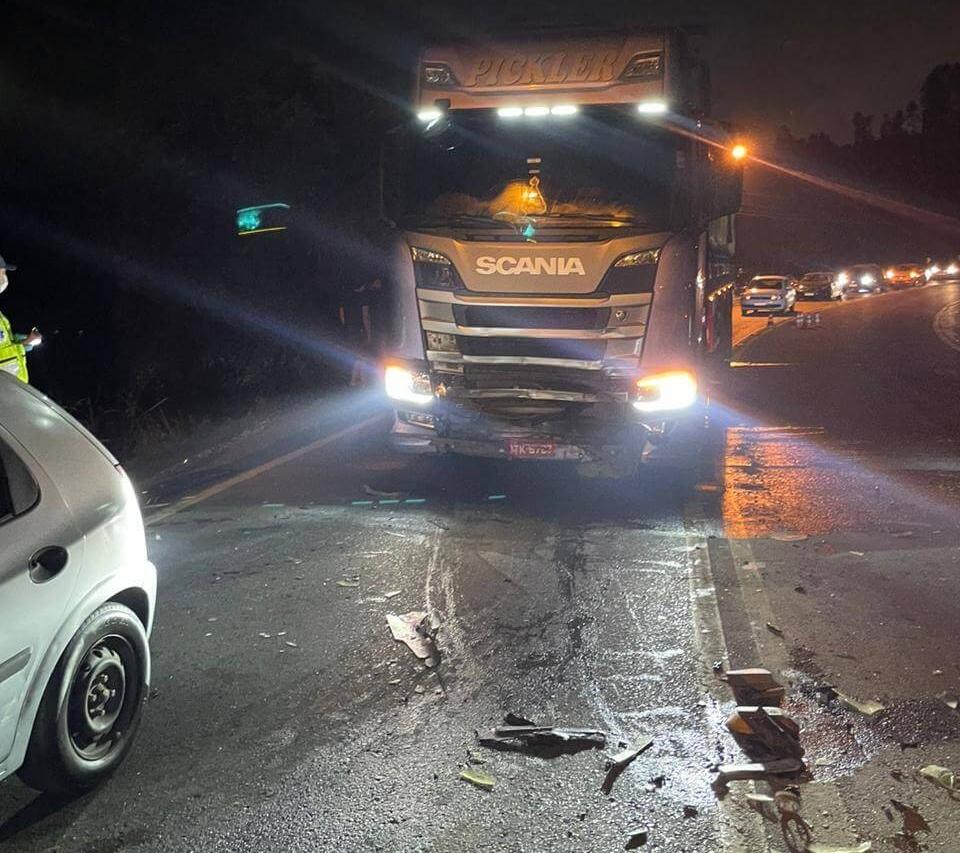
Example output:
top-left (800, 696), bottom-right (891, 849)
top-left (18, 603), bottom-right (149, 796)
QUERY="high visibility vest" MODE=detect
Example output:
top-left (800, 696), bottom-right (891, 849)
top-left (0, 312), bottom-right (28, 383)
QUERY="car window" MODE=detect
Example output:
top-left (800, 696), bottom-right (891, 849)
top-left (0, 435), bottom-right (40, 523)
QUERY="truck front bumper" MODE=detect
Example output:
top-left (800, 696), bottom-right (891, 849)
top-left (389, 406), bottom-right (706, 466)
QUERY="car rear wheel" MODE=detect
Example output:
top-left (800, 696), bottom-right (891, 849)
top-left (18, 603), bottom-right (149, 796)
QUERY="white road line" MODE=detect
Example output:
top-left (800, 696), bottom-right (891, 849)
top-left (144, 414), bottom-right (386, 526)
top-left (933, 298), bottom-right (960, 353)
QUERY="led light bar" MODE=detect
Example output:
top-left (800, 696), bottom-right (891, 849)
top-left (637, 100), bottom-right (669, 115)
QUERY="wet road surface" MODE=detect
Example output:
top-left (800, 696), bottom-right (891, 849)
top-left (2, 281), bottom-right (959, 852)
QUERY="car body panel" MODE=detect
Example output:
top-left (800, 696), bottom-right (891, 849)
top-left (0, 374), bottom-right (155, 783)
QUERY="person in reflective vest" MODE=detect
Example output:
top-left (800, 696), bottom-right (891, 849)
top-left (0, 255), bottom-right (41, 383)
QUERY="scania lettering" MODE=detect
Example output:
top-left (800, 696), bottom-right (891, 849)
top-left (381, 29), bottom-right (743, 475)
top-left (475, 257), bottom-right (586, 276)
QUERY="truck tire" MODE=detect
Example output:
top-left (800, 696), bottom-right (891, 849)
top-left (18, 603), bottom-right (149, 796)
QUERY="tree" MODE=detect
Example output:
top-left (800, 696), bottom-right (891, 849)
top-left (852, 112), bottom-right (874, 146)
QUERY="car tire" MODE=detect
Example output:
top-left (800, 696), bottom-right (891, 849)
top-left (17, 603), bottom-right (149, 796)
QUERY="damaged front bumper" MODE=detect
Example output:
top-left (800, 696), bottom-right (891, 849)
top-left (389, 400), bottom-right (705, 467)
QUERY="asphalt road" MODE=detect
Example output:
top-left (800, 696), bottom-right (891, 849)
top-left (2, 281), bottom-right (959, 852)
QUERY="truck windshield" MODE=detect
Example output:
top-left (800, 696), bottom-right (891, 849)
top-left (400, 106), bottom-right (682, 232)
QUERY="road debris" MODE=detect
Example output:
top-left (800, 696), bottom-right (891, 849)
top-left (746, 792), bottom-right (775, 805)
top-left (889, 799), bottom-right (929, 834)
top-left (724, 669), bottom-right (786, 706)
top-left (774, 789), bottom-right (801, 814)
top-left (386, 611), bottom-right (440, 668)
top-left (384, 590), bottom-right (402, 599)
top-left (836, 691), bottom-right (885, 719)
top-left (771, 532), bottom-right (809, 542)
top-left (624, 826), bottom-right (648, 849)
top-left (766, 622), bottom-right (784, 636)
top-left (918, 764), bottom-right (957, 791)
top-left (939, 692), bottom-right (959, 711)
top-left (849, 551), bottom-right (865, 556)
top-left (806, 843), bottom-right (871, 853)
top-left (727, 706), bottom-right (804, 759)
top-left (714, 758), bottom-right (804, 789)
top-left (336, 579), bottom-right (360, 588)
top-left (682, 804), bottom-right (698, 818)
top-left (258, 632), bottom-right (272, 638)
top-left (601, 736), bottom-right (654, 795)
top-left (466, 749), bottom-right (486, 765)
top-left (459, 768), bottom-right (495, 791)
top-left (479, 714), bottom-right (606, 753)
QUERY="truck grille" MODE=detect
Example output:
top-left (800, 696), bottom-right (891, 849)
top-left (458, 337), bottom-right (606, 362)
top-left (453, 305), bottom-right (608, 330)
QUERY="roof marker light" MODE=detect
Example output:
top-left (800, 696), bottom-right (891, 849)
top-left (497, 107), bottom-right (523, 118)
top-left (523, 106), bottom-right (550, 117)
top-left (637, 100), bottom-right (669, 115)
top-left (550, 104), bottom-right (578, 116)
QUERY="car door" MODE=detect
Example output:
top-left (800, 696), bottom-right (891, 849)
top-left (0, 425), bottom-right (83, 764)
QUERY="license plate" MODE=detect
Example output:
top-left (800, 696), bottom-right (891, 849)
top-left (507, 439), bottom-right (557, 459)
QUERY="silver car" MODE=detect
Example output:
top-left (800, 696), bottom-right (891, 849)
top-left (0, 374), bottom-right (156, 795)
top-left (740, 275), bottom-right (797, 316)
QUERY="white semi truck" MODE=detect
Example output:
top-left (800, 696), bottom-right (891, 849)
top-left (381, 29), bottom-right (742, 473)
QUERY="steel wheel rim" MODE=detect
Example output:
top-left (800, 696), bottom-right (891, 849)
top-left (67, 635), bottom-right (138, 761)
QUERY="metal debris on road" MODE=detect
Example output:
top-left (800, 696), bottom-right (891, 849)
top-left (459, 768), bottom-right (495, 791)
top-left (624, 826), bottom-right (648, 849)
top-left (601, 736), bottom-right (654, 795)
top-left (386, 611), bottom-right (440, 668)
top-left (384, 590), bottom-right (402, 599)
top-left (805, 843), bottom-right (871, 853)
top-left (724, 669), bottom-right (786, 706)
top-left (918, 764), bottom-right (957, 791)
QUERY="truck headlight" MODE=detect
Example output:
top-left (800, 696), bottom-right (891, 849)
top-left (385, 364), bottom-right (433, 405)
top-left (633, 370), bottom-right (698, 413)
top-left (859, 273), bottom-right (874, 286)
top-left (948, 263), bottom-right (959, 275)
top-left (837, 272), bottom-right (849, 286)
top-left (411, 246), bottom-right (462, 290)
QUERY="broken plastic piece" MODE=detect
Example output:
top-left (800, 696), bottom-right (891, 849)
top-left (714, 758), bottom-right (804, 787)
top-left (724, 669), bottom-right (786, 706)
top-left (336, 580), bottom-right (360, 588)
top-left (727, 706), bottom-right (803, 759)
top-left (836, 692), bottom-right (885, 719)
top-left (459, 768), bottom-right (494, 790)
top-left (919, 764), bottom-right (957, 791)
top-left (601, 736), bottom-right (654, 795)
top-left (939, 693), bottom-right (959, 712)
top-left (386, 611), bottom-right (440, 668)
top-left (624, 827), bottom-right (648, 849)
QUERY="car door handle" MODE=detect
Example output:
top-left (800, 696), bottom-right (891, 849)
top-left (28, 546), bottom-right (69, 583)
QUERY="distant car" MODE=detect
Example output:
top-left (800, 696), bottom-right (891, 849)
top-left (796, 272), bottom-right (842, 300)
top-left (925, 259), bottom-right (960, 282)
top-left (740, 275), bottom-right (797, 316)
top-left (884, 264), bottom-right (925, 288)
top-left (0, 374), bottom-right (156, 795)
top-left (838, 264), bottom-right (885, 295)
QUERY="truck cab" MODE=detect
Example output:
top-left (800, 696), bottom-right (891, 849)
top-left (381, 30), bottom-right (742, 473)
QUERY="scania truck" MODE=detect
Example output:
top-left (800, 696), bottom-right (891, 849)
top-left (381, 29), bottom-right (742, 474)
